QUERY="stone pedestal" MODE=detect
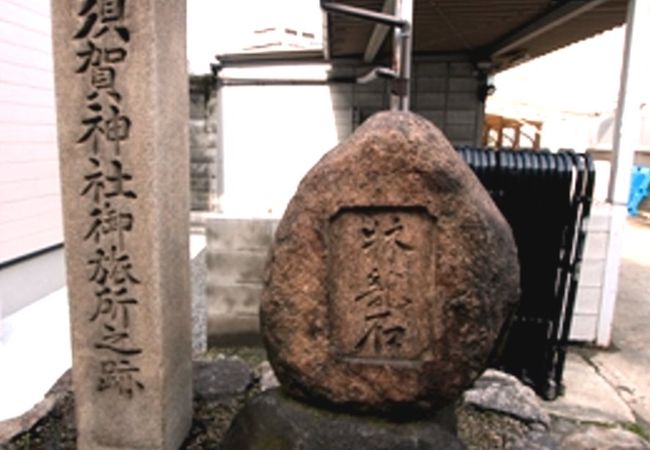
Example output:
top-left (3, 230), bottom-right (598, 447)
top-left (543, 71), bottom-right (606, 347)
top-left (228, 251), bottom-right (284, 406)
top-left (51, 1), bottom-right (192, 448)
top-left (222, 389), bottom-right (466, 450)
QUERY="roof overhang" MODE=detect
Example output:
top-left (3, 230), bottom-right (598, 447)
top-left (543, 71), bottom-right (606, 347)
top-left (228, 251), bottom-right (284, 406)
top-left (323, 0), bottom-right (628, 71)
top-left (216, 50), bottom-right (326, 68)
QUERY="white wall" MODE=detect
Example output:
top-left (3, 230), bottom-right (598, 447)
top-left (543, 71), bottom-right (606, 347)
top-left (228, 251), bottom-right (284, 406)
top-left (571, 203), bottom-right (612, 341)
top-left (219, 76), bottom-right (341, 217)
top-left (217, 60), bottom-right (483, 217)
top-left (0, 0), bottom-right (63, 264)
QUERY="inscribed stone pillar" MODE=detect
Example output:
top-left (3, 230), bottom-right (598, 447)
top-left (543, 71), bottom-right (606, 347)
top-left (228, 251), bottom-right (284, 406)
top-left (51, 1), bottom-right (192, 448)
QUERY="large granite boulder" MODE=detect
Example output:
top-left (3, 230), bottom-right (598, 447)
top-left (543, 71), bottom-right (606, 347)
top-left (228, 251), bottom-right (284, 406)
top-left (261, 111), bottom-right (520, 412)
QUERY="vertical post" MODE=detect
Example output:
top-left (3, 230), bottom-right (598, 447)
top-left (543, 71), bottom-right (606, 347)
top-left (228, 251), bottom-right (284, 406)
top-left (51, 1), bottom-right (193, 448)
top-left (497, 122), bottom-right (504, 148)
top-left (514, 126), bottom-right (521, 149)
top-left (533, 123), bottom-right (542, 150)
top-left (599, 0), bottom-right (650, 346)
top-left (390, 0), bottom-right (413, 111)
top-left (608, 0), bottom-right (649, 204)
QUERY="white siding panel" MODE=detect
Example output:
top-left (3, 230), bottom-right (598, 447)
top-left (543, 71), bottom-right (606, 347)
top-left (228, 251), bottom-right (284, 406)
top-left (0, 208), bottom-right (62, 237)
top-left (574, 285), bottom-right (601, 315)
top-left (0, 42), bottom-right (53, 71)
top-left (0, 177), bottom-right (60, 203)
top-left (569, 314), bottom-right (598, 342)
top-left (0, 142), bottom-right (57, 163)
top-left (0, 225), bottom-right (63, 263)
top-left (0, 123), bottom-right (57, 144)
top-left (0, 1), bottom-right (52, 40)
top-left (0, 1), bottom-right (61, 264)
top-left (587, 202), bottom-right (613, 232)
top-left (0, 103), bottom-right (56, 124)
top-left (0, 195), bottom-right (61, 224)
top-left (9, 0), bottom-right (52, 14)
top-left (0, 61), bottom-right (55, 89)
top-left (579, 258), bottom-right (606, 288)
top-left (571, 203), bottom-right (614, 342)
top-left (0, 31), bottom-right (52, 59)
top-left (583, 230), bottom-right (609, 258)
top-left (0, 80), bottom-right (55, 105)
top-left (0, 160), bottom-right (58, 183)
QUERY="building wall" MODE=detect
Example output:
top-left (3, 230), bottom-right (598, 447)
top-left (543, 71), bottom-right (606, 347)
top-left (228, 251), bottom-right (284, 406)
top-left (206, 218), bottom-right (277, 344)
top-left (0, 246), bottom-right (65, 317)
top-left (216, 57), bottom-right (484, 216)
top-left (205, 60), bottom-right (607, 345)
top-left (189, 75), bottom-right (220, 212)
top-left (327, 59), bottom-right (483, 146)
top-left (206, 57), bottom-right (485, 340)
top-left (572, 203), bottom-right (614, 342)
top-left (205, 209), bottom-right (604, 344)
top-left (414, 61), bottom-right (484, 147)
top-left (0, 0), bottom-right (63, 264)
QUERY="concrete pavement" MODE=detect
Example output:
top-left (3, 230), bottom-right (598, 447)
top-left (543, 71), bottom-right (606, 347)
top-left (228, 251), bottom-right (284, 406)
top-left (589, 216), bottom-right (650, 430)
top-left (542, 216), bottom-right (650, 440)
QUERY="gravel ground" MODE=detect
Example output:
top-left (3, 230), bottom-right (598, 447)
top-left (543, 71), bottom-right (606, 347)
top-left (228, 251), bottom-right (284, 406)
top-left (3, 345), bottom-right (649, 450)
top-left (4, 218), bottom-right (650, 449)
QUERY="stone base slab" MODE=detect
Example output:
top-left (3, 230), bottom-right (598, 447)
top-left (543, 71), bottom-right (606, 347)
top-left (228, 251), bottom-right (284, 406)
top-left (221, 389), bottom-right (466, 450)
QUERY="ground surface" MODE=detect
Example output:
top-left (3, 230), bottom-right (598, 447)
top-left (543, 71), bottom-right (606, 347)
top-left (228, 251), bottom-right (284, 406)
top-left (3, 347), bottom-right (649, 449)
top-left (2, 219), bottom-right (650, 449)
top-left (584, 216), bottom-right (650, 430)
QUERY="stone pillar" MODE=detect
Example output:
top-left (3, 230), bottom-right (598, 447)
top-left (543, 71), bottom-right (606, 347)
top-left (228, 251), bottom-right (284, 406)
top-left (51, 1), bottom-right (192, 449)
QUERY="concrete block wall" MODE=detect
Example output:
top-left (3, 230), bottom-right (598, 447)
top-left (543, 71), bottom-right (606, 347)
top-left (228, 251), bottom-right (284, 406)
top-left (189, 75), bottom-right (220, 211)
top-left (328, 58), bottom-right (483, 145)
top-left (572, 203), bottom-right (612, 341)
top-left (206, 218), bottom-right (278, 344)
top-left (204, 57), bottom-right (485, 338)
top-left (205, 210), bottom-right (607, 345)
top-left (413, 61), bottom-right (483, 147)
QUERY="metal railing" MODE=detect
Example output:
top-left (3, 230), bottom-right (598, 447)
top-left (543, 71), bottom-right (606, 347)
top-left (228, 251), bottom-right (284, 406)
top-left (457, 147), bottom-right (596, 399)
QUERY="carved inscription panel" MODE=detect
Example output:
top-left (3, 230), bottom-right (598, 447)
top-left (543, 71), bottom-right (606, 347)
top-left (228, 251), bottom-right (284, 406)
top-left (72, 0), bottom-right (143, 397)
top-left (329, 207), bottom-right (435, 363)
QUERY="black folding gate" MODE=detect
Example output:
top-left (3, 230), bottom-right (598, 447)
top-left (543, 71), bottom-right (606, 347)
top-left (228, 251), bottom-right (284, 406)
top-left (456, 147), bottom-right (596, 400)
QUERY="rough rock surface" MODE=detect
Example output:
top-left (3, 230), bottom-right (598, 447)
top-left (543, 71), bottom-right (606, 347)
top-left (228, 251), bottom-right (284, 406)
top-left (560, 426), bottom-right (650, 450)
top-left (261, 111), bottom-right (520, 411)
top-left (464, 369), bottom-right (551, 428)
top-left (255, 361), bottom-right (281, 392)
top-left (193, 357), bottom-right (253, 401)
top-left (221, 388), bottom-right (466, 450)
top-left (191, 247), bottom-right (208, 355)
top-left (508, 429), bottom-right (559, 450)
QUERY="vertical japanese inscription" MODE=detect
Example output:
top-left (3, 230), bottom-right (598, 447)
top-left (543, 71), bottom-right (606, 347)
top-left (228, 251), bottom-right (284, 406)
top-left (329, 207), bottom-right (435, 363)
top-left (73, 0), bottom-right (143, 398)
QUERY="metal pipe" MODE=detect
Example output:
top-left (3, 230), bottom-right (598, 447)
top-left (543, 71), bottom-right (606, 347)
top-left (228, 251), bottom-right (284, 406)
top-left (320, 1), bottom-right (407, 28)
top-left (320, 0), bottom-right (414, 111)
top-left (357, 67), bottom-right (397, 84)
top-left (391, 0), bottom-right (413, 110)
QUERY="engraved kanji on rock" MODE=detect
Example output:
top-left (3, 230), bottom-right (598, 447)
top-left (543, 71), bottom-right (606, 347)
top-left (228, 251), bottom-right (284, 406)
top-left (329, 207), bottom-right (434, 363)
top-left (261, 111), bottom-right (520, 412)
